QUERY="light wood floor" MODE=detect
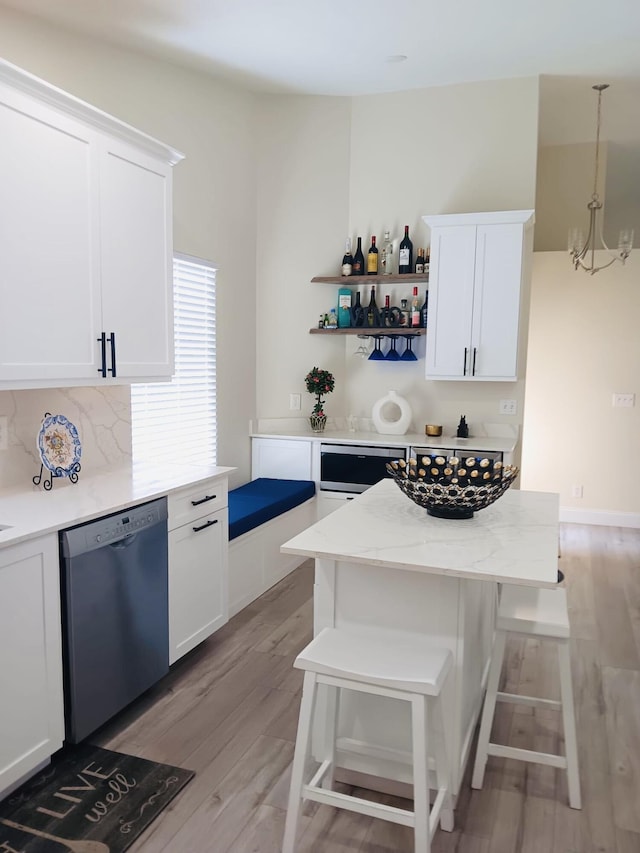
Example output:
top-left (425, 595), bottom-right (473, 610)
top-left (94, 522), bottom-right (640, 852)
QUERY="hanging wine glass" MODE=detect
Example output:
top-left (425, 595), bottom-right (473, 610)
top-left (384, 334), bottom-right (400, 360)
top-left (353, 335), bottom-right (371, 358)
top-left (400, 335), bottom-right (418, 361)
top-left (368, 337), bottom-right (385, 360)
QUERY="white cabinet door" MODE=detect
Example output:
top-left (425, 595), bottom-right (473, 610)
top-left (0, 534), bottom-right (64, 795)
top-left (0, 63), bottom-right (181, 389)
top-left (0, 86), bottom-right (102, 383)
top-left (168, 477), bottom-right (229, 665)
top-left (471, 223), bottom-right (524, 380)
top-left (99, 138), bottom-right (174, 380)
top-left (424, 225), bottom-right (476, 379)
top-left (424, 211), bottom-right (533, 382)
top-left (252, 438), bottom-right (313, 480)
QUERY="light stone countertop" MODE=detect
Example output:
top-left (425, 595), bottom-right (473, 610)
top-left (282, 478), bottom-right (559, 587)
top-left (0, 461), bottom-right (235, 548)
top-left (251, 427), bottom-right (517, 454)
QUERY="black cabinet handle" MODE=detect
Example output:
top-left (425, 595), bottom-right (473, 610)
top-left (472, 347), bottom-right (477, 376)
top-left (97, 332), bottom-right (107, 377)
top-left (191, 494), bottom-right (216, 506)
top-left (193, 518), bottom-right (218, 533)
top-left (463, 347), bottom-right (468, 375)
top-left (107, 332), bottom-right (117, 377)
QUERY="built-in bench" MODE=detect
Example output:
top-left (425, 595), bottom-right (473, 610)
top-left (228, 478), bottom-right (317, 617)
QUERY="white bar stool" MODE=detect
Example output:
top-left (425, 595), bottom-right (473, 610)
top-left (471, 584), bottom-right (581, 809)
top-left (282, 628), bottom-right (455, 853)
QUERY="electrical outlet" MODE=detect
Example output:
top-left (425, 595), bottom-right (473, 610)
top-left (0, 416), bottom-right (8, 451)
top-left (612, 393), bottom-right (635, 408)
top-left (289, 393), bottom-right (301, 411)
top-left (499, 399), bottom-right (517, 416)
top-left (571, 485), bottom-right (583, 498)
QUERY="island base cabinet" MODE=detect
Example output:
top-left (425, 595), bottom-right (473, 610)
top-left (0, 534), bottom-right (64, 796)
top-left (168, 479), bottom-right (229, 665)
top-left (312, 558), bottom-right (496, 798)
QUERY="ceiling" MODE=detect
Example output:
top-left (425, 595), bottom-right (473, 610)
top-left (3, 0), bottom-right (640, 96)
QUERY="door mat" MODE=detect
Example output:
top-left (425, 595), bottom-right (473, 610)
top-left (0, 744), bottom-right (194, 852)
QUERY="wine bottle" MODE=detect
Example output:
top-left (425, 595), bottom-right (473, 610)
top-left (341, 238), bottom-right (353, 276)
top-left (366, 285), bottom-right (379, 327)
top-left (380, 293), bottom-right (391, 327)
top-left (415, 248), bottom-right (424, 274)
top-left (367, 235), bottom-right (379, 275)
top-left (352, 237), bottom-right (365, 276)
top-left (381, 230), bottom-right (393, 275)
top-left (420, 290), bottom-right (428, 328)
top-left (399, 225), bottom-right (413, 274)
top-left (350, 291), bottom-right (365, 327)
top-left (411, 286), bottom-right (420, 327)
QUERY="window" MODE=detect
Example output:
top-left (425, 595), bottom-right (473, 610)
top-left (131, 254), bottom-right (217, 466)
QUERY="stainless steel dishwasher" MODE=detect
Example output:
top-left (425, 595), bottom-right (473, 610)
top-left (59, 497), bottom-right (169, 743)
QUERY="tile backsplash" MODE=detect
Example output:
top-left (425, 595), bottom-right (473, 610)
top-left (0, 386), bottom-right (132, 490)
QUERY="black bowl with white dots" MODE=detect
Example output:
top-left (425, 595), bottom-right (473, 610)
top-left (386, 454), bottom-right (519, 520)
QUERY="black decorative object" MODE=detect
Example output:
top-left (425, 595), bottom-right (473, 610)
top-left (456, 415), bottom-right (469, 438)
top-left (0, 744), bottom-right (194, 853)
top-left (386, 453), bottom-right (519, 519)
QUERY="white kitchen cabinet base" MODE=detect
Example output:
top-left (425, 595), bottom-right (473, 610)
top-left (0, 534), bottom-right (64, 796)
top-left (168, 476), bottom-right (229, 665)
top-left (313, 557), bottom-right (495, 798)
top-left (228, 497), bottom-right (317, 618)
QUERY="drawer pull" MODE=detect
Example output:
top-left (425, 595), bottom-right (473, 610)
top-left (191, 494), bottom-right (216, 506)
top-left (193, 519), bottom-right (218, 533)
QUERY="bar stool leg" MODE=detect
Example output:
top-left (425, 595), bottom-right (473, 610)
top-left (432, 694), bottom-right (454, 832)
top-left (557, 641), bottom-right (581, 809)
top-left (283, 671), bottom-right (318, 853)
top-left (471, 629), bottom-right (507, 790)
top-left (321, 682), bottom-right (340, 790)
top-left (410, 694), bottom-right (430, 853)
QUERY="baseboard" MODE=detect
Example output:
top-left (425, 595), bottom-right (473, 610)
top-left (560, 506), bottom-right (640, 528)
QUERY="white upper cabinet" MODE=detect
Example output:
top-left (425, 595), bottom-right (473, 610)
top-left (0, 60), bottom-right (183, 389)
top-left (422, 210), bottom-right (534, 381)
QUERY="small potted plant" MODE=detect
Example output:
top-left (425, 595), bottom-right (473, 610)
top-left (305, 366), bottom-right (335, 432)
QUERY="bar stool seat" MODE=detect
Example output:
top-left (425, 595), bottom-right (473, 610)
top-left (282, 628), bottom-right (455, 853)
top-left (471, 584), bottom-right (581, 809)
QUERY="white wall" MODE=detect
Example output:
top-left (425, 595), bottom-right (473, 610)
top-left (522, 251), bottom-right (640, 525)
top-left (0, 6), bottom-right (256, 487)
top-left (254, 77), bottom-right (539, 439)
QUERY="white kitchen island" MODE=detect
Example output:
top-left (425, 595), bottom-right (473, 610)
top-left (281, 478), bottom-right (560, 799)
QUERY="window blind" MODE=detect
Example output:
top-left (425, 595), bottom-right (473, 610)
top-left (131, 254), bottom-right (217, 467)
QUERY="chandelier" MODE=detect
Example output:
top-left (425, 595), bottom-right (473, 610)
top-left (568, 84), bottom-right (634, 274)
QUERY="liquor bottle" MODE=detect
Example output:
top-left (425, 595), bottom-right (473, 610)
top-left (341, 238), bottom-right (353, 276)
top-left (399, 298), bottom-right (409, 327)
top-left (318, 314), bottom-right (325, 329)
top-left (366, 285), bottom-right (379, 327)
top-left (399, 225), bottom-right (413, 274)
top-left (425, 246), bottom-right (431, 277)
top-left (327, 308), bottom-right (338, 328)
top-left (381, 230), bottom-right (394, 275)
top-left (352, 237), bottom-right (365, 276)
top-left (367, 235), bottom-right (379, 275)
top-left (411, 286), bottom-right (420, 327)
top-left (338, 287), bottom-right (352, 327)
top-left (420, 290), bottom-right (428, 328)
top-left (350, 291), bottom-right (365, 327)
top-left (415, 248), bottom-right (425, 274)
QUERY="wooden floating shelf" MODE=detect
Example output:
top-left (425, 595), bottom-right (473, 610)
top-left (311, 274), bottom-right (429, 285)
top-left (309, 327), bottom-right (425, 336)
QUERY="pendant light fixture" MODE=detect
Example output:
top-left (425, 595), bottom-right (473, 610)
top-left (568, 84), bottom-right (634, 275)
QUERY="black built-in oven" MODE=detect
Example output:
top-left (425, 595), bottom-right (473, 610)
top-left (320, 443), bottom-right (407, 493)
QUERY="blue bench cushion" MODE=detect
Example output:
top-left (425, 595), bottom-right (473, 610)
top-left (228, 478), bottom-right (316, 541)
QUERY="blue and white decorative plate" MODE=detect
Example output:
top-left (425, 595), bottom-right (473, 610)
top-left (37, 414), bottom-right (82, 476)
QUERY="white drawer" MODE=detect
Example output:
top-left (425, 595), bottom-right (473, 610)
top-left (168, 477), bottom-right (228, 530)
